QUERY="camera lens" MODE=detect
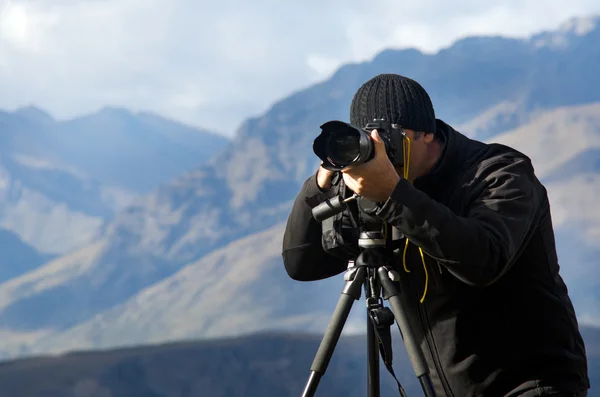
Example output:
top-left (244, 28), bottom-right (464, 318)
top-left (328, 128), bottom-right (361, 165)
top-left (314, 120), bottom-right (378, 171)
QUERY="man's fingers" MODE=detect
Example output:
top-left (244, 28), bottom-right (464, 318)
top-left (371, 130), bottom-right (386, 153)
top-left (341, 164), bottom-right (357, 173)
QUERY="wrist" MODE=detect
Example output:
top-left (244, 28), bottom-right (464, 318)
top-left (382, 173), bottom-right (401, 201)
top-left (375, 178), bottom-right (410, 218)
top-left (316, 167), bottom-right (337, 191)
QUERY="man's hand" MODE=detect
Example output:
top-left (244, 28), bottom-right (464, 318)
top-left (341, 129), bottom-right (400, 202)
top-left (316, 165), bottom-right (336, 190)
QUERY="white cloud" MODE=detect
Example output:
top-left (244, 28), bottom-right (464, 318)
top-left (1, 0), bottom-right (600, 136)
top-left (0, 0), bottom-right (11, 22)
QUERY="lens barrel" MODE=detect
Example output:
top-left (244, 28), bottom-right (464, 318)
top-left (313, 121), bottom-right (374, 171)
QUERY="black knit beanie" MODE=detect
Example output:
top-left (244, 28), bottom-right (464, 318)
top-left (350, 73), bottom-right (436, 135)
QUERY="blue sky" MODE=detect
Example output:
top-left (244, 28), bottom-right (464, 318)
top-left (1, 0), bottom-right (600, 137)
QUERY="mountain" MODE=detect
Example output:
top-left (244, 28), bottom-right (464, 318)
top-left (0, 14), bottom-right (599, 360)
top-left (6, 223), bottom-right (364, 356)
top-left (44, 106), bottom-right (230, 193)
top-left (0, 229), bottom-right (50, 283)
top-left (0, 106), bottom-right (229, 256)
top-left (0, 327), bottom-right (598, 397)
top-left (1, 106), bottom-right (230, 194)
top-left (0, 132), bottom-right (113, 255)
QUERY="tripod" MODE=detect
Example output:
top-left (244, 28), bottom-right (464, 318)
top-left (300, 229), bottom-right (437, 397)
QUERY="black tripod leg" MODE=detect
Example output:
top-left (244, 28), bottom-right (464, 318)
top-left (377, 267), bottom-right (438, 397)
top-left (365, 274), bottom-right (381, 397)
top-left (367, 315), bottom-right (380, 397)
top-left (301, 266), bottom-right (366, 397)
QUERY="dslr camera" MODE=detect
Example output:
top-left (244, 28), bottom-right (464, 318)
top-left (313, 118), bottom-right (406, 171)
top-left (310, 118), bottom-right (407, 255)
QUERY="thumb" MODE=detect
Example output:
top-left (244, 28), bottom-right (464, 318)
top-left (371, 129), bottom-right (386, 153)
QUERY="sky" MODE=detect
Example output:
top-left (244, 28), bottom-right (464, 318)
top-left (1, 0), bottom-right (600, 137)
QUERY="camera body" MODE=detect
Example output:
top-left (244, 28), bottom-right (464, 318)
top-left (313, 118), bottom-right (406, 172)
top-left (316, 176), bottom-right (386, 260)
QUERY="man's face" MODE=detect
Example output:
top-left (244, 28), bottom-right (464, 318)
top-left (393, 128), bottom-right (436, 182)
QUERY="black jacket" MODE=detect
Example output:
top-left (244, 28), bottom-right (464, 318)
top-left (281, 120), bottom-right (590, 397)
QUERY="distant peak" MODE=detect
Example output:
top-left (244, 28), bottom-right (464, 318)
top-left (96, 106), bottom-right (134, 117)
top-left (14, 105), bottom-right (54, 123)
top-left (530, 15), bottom-right (599, 49)
top-left (557, 15), bottom-right (598, 36)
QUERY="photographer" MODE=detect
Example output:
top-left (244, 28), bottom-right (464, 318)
top-left (281, 74), bottom-right (590, 397)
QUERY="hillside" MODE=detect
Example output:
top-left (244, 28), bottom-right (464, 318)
top-left (0, 106), bottom-right (228, 259)
top-left (0, 229), bottom-right (49, 283)
top-left (7, 223), bottom-right (364, 356)
top-left (0, 327), bottom-right (598, 397)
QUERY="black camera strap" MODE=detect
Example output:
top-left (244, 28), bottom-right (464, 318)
top-left (369, 306), bottom-right (408, 397)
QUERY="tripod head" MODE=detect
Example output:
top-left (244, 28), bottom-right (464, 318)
top-left (311, 188), bottom-right (404, 260)
top-left (304, 190), bottom-right (437, 397)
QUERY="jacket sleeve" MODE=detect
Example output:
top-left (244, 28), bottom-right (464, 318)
top-left (375, 156), bottom-right (541, 287)
top-left (282, 172), bottom-right (349, 281)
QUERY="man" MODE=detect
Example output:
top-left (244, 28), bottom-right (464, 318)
top-left (281, 73), bottom-right (590, 397)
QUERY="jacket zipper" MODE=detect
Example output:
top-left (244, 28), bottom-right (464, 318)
top-left (409, 259), bottom-right (454, 397)
top-left (417, 302), bottom-right (454, 397)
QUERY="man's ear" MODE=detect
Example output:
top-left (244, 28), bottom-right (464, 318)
top-left (423, 132), bottom-right (435, 144)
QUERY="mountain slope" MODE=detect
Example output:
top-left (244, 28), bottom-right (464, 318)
top-left (0, 229), bottom-right (50, 283)
top-left (12, 223), bottom-right (364, 357)
top-left (0, 327), bottom-right (598, 397)
top-left (49, 107), bottom-right (230, 193)
top-left (0, 107), bottom-right (229, 255)
top-left (487, 102), bottom-right (600, 179)
top-left (1, 106), bottom-right (230, 194)
top-left (0, 144), bottom-right (112, 255)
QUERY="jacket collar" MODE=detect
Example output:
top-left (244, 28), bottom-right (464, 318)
top-left (412, 119), bottom-right (483, 197)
